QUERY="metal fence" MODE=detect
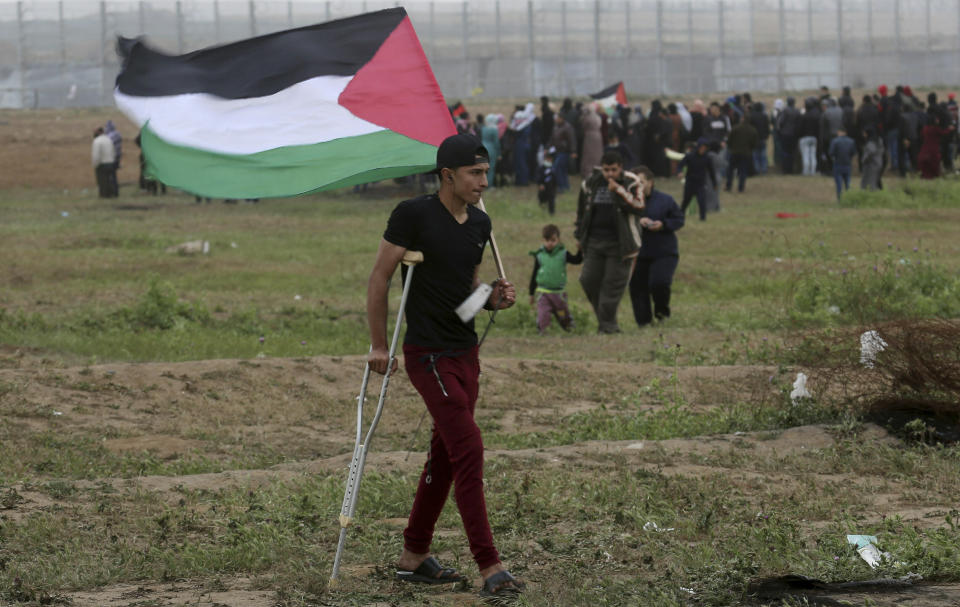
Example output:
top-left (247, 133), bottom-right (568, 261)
top-left (1, 0), bottom-right (959, 109)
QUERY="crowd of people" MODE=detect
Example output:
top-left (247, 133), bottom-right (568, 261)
top-left (474, 84), bottom-right (959, 335)
top-left (454, 84), bottom-right (959, 208)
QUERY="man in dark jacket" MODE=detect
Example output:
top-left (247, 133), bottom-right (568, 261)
top-left (575, 150), bottom-right (645, 334)
top-left (628, 165), bottom-right (685, 328)
top-left (749, 102), bottom-right (771, 174)
top-left (777, 97), bottom-right (801, 174)
top-left (878, 84), bottom-right (901, 173)
top-left (726, 117), bottom-right (758, 192)
top-left (678, 137), bottom-right (718, 220)
top-left (856, 95), bottom-right (881, 170)
top-left (820, 98), bottom-right (844, 174)
top-left (550, 113), bottom-right (577, 192)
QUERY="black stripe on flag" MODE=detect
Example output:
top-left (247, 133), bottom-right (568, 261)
top-left (116, 8), bottom-right (406, 99)
top-left (590, 82), bottom-right (622, 100)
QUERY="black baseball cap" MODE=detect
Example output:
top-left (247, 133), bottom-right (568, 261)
top-left (436, 133), bottom-right (489, 171)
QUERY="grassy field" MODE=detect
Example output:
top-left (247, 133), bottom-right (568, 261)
top-left (2, 110), bottom-right (960, 606)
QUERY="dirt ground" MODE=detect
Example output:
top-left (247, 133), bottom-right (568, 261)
top-left (2, 108), bottom-right (958, 606)
top-left (2, 343), bottom-right (957, 607)
top-left (1, 109), bottom-right (143, 191)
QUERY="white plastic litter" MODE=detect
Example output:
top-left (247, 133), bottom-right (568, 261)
top-left (847, 534), bottom-right (893, 569)
top-left (643, 521), bottom-right (675, 532)
top-left (165, 240), bottom-right (210, 255)
top-left (790, 372), bottom-right (811, 405)
top-left (860, 330), bottom-right (888, 368)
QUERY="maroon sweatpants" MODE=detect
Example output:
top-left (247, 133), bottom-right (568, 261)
top-left (401, 344), bottom-right (500, 570)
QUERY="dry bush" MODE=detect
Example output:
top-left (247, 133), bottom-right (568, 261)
top-left (789, 319), bottom-right (960, 443)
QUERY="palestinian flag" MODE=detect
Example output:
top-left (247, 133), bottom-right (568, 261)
top-left (114, 8), bottom-right (455, 198)
top-left (590, 82), bottom-right (628, 110)
top-left (448, 101), bottom-right (467, 118)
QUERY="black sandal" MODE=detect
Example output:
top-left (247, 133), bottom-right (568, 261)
top-left (480, 570), bottom-right (525, 603)
top-left (395, 556), bottom-right (465, 585)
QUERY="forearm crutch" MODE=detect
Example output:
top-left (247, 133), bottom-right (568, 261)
top-left (329, 250), bottom-right (422, 586)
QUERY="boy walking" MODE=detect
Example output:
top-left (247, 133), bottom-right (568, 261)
top-left (528, 224), bottom-right (583, 334)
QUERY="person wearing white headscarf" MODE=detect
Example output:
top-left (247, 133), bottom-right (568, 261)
top-left (511, 103), bottom-right (536, 185)
top-left (676, 102), bottom-right (693, 133)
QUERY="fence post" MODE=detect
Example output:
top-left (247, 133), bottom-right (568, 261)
top-left (176, 0), bottom-right (184, 53)
top-left (528, 0), bottom-right (535, 94)
top-left (778, 0), bottom-right (785, 92)
top-left (807, 0), bottom-right (814, 54)
top-left (561, 1), bottom-right (567, 93)
top-left (626, 0), bottom-right (632, 59)
top-left (688, 0), bottom-right (694, 93)
top-left (16, 1), bottom-right (25, 105)
top-left (837, 0), bottom-right (844, 86)
top-left (59, 0), bottom-right (67, 75)
top-left (137, 0), bottom-right (145, 35)
top-left (462, 1), bottom-right (469, 63)
top-left (866, 0), bottom-right (873, 55)
top-left (325, 1), bottom-right (331, 22)
top-left (430, 1), bottom-right (437, 61)
top-left (593, 0), bottom-right (600, 63)
top-left (718, 0), bottom-right (724, 92)
top-left (288, 1), bottom-right (293, 28)
top-left (213, 0), bottom-right (221, 41)
top-left (249, 0), bottom-right (256, 37)
top-left (894, 0), bottom-right (900, 52)
top-left (594, 0), bottom-right (601, 91)
top-left (656, 0), bottom-right (663, 95)
top-left (463, 1), bottom-right (469, 97)
top-left (100, 0), bottom-right (107, 105)
top-left (494, 0), bottom-right (500, 59)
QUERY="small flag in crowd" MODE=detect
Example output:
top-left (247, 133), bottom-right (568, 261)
top-left (590, 81), bottom-right (628, 110)
top-left (114, 8), bottom-right (455, 198)
top-left (448, 101), bottom-right (468, 118)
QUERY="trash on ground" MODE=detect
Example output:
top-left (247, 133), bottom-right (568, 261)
top-left (165, 240), bottom-right (210, 255)
top-left (847, 534), bottom-right (893, 568)
top-left (790, 372), bottom-right (811, 405)
top-left (643, 521), bottom-right (675, 532)
top-left (860, 330), bottom-right (888, 368)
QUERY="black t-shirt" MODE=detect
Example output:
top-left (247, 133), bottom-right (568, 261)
top-left (383, 194), bottom-right (491, 349)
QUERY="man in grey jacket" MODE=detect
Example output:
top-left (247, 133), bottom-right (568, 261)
top-left (575, 150), bottom-right (645, 334)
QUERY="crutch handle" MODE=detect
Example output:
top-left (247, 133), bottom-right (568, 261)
top-left (402, 250), bottom-right (423, 265)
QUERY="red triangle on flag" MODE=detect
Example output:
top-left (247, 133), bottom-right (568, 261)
top-left (338, 17), bottom-right (455, 147)
top-left (616, 83), bottom-right (628, 106)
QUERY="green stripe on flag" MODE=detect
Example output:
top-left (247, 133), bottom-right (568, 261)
top-left (141, 125), bottom-right (437, 198)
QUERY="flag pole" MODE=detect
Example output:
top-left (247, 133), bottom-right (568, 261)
top-left (477, 197), bottom-right (506, 281)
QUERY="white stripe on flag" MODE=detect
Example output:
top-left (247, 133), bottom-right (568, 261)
top-left (114, 75), bottom-right (385, 155)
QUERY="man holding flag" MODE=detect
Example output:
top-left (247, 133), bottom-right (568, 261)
top-left (114, 8), bottom-right (522, 601)
top-left (366, 133), bottom-right (522, 601)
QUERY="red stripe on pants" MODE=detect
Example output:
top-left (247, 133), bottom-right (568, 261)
top-left (401, 344), bottom-right (500, 570)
